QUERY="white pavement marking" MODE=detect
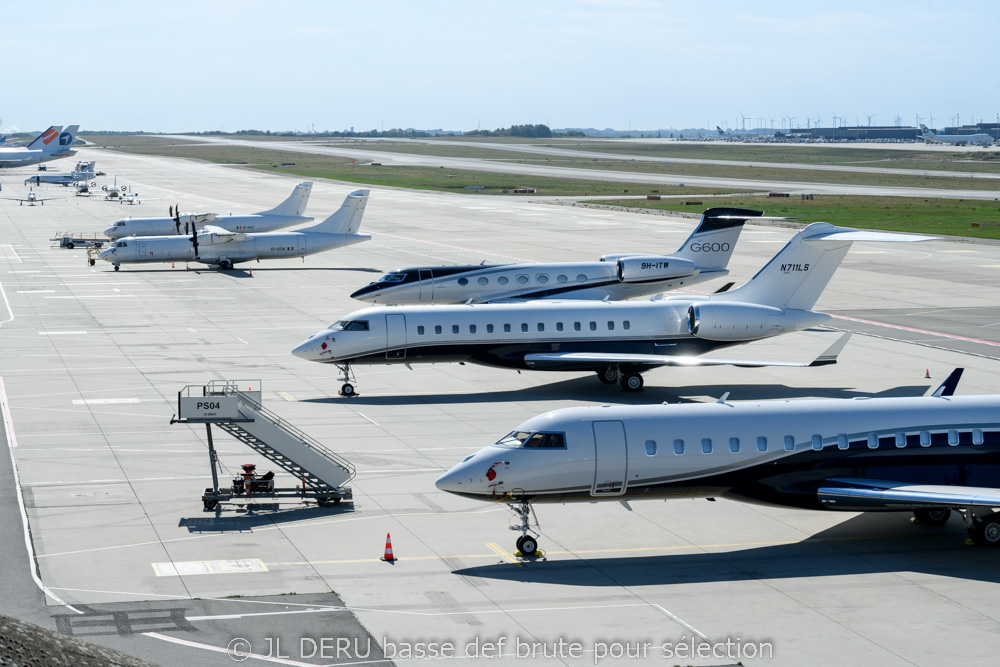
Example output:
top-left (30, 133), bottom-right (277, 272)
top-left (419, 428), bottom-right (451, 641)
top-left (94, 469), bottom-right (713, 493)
top-left (16, 290), bottom-right (55, 293)
top-left (0, 282), bottom-right (12, 325)
top-left (142, 633), bottom-right (331, 667)
top-left (277, 391), bottom-right (294, 401)
top-left (652, 603), bottom-right (709, 640)
top-left (2, 245), bottom-right (22, 263)
top-left (830, 314), bottom-right (1000, 347)
top-left (72, 398), bottom-right (142, 405)
top-left (38, 331), bottom-right (87, 335)
top-left (356, 412), bottom-right (379, 426)
top-left (0, 377), bottom-right (81, 614)
top-left (186, 606), bottom-right (346, 621)
top-left (153, 559), bottom-right (268, 577)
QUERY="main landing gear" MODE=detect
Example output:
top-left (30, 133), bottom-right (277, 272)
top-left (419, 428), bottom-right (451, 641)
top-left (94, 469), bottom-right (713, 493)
top-left (337, 362), bottom-right (358, 397)
top-left (596, 366), bottom-right (644, 392)
top-left (957, 508), bottom-right (1000, 547)
top-left (508, 498), bottom-right (541, 557)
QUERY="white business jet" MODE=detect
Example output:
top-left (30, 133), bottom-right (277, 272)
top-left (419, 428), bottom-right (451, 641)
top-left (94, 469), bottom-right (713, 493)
top-left (435, 369), bottom-right (1000, 556)
top-left (24, 160), bottom-right (98, 186)
top-left (97, 189), bottom-right (369, 271)
top-left (350, 207), bottom-right (765, 304)
top-left (0, 125), bottom-right (79, 168)
top-left (103, 182), bottom-right (314, 239)
top-left (292, 223), bottom-right (932, 395)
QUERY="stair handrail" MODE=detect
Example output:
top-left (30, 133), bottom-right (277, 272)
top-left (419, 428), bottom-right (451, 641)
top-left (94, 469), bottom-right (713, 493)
top-left (223, 386), bottom-right (356, 481)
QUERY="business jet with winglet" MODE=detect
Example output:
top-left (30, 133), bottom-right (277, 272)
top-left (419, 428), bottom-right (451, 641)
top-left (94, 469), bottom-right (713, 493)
top-left (292, 223), bottom-right (932, 396)
top-left (0, 125), bottom-right (79, 168)
top-left (103, 182), bottom-right (314, 239)
top-left (97, 189), bottom-right (369, 271)
top-left (351, 207), bottom-right (765, 305)
top-left (435, 369), bottom-right (1000, 556)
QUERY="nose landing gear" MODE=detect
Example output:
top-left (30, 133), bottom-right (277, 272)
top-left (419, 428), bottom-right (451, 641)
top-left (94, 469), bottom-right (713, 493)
top-left (508, 497), bottom-right (541, 557)
top-left (336, 362), bottom-right (358, 397)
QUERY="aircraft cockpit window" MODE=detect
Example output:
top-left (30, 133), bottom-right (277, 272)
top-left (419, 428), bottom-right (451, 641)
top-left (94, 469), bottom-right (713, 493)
top-left (329, 320), bottom-right (370, 331)
top-left (495, 431), bottom-right (566, 449)
top-left (116, 221), bottom-right (126, 227)
top-left (378, 273), bottom-right (407, 283)
top-left (496, 431), bottom-right (532, 447)
top-left (116, 241), bottom-right (127, 248)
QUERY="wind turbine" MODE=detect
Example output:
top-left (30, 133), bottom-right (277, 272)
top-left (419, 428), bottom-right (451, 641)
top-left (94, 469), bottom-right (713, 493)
top-left (928, 112), bottom-right (935, 128)
top-left (915, 113), bottom-right (922, 127)
top-left (865, 113), bottom-right (876, 127)
top-left (785, 113), bottom-right (798, 130)
top-left (894, 112), bottom-right (902, 127)
top-left (815, 114), bottom-right (822, 127)
top-left (738, 111), bottom-right (748, 132)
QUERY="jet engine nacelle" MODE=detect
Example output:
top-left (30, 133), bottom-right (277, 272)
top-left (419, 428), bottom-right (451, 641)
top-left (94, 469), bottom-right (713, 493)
top-left (686, 302), bottom-right (831, 341)
top-left (616, 256), bottom-right (695, 283)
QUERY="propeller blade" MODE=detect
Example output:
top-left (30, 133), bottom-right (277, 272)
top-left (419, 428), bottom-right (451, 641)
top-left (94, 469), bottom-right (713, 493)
top-left (169, 204), bottom-right (174, 217)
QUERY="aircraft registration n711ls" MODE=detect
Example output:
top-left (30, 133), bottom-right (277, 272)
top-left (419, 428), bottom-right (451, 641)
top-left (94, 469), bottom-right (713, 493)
top-left (0, 125), bottom-right (79, 168)
top-left (435, 369), bottom-right (1000, 557)
top-left (102, 182), bottom-right (314, 239)
top-left (292, 222), bottom-right (932, 395)
top-left (350, 207), bottom-right (767, 304)
top-left (98, 189), bottom-right (369, 271)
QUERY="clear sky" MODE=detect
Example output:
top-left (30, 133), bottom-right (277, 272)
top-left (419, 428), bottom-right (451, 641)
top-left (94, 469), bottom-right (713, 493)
top-left (3, 1), bottom-right (998, 134)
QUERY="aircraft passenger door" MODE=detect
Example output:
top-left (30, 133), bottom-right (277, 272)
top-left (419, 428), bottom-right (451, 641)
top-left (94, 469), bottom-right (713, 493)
top-left (385, 314), bottom-right (407, 360)
top-left (591, 420), bottom-right (628, 496)
top-left (139, 242), bottom-right (147, 258)
top-left (298, 237), bottom-right (307, 257)
top-left (418, 269), bottom-right (433, 301)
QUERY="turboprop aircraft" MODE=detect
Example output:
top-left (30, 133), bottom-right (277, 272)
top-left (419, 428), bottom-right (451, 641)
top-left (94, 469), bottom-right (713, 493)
top-left (434, 369), bottom-right (1000, 556)
top-left (97, 189), bottom-right (369, 271)
top-left (292, 223), bottom-right (932, 396)
top-left (351, 207), bottom-right (767, 304)
top-left (2, 188), bottom-right (58, 206)
top-left (0, 125), bottom-right (79, 168)
top-left (103, 182), bottom-right (314, 239)
top-left (919, 124), bottom-right (993, 146)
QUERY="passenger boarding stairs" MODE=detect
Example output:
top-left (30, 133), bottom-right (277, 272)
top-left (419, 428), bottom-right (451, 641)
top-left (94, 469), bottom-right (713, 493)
top-left (173, 380), bottom-right (354, 507)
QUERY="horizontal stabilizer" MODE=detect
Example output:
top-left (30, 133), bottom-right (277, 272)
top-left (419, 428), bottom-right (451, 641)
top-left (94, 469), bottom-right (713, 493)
top-left (805, 229), bottom-right (937, 243)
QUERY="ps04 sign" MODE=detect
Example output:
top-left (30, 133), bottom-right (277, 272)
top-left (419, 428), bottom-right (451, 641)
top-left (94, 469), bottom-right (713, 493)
top-left (179, 396), bottom-right (240, 420)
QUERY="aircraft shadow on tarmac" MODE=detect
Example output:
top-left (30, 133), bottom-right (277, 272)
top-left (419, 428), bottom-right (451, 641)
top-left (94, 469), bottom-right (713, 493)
top-left (303, 379), bottom-right (931, 407)
top-left (178, 502), bottom-right (354, 532)
top-left (453, 513), bottom-right (1000, 586)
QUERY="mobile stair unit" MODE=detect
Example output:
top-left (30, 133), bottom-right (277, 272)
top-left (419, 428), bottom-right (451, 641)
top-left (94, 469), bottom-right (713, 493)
top-left (171, 380), bottom-right (354, 510)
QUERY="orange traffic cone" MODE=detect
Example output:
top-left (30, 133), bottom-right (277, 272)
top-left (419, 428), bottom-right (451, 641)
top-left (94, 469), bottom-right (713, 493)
top-left (186, 264), bottom-right (189, 272)
top-left (249, 269), bottom-right (253, 277)
top-left (925, 369), bottom-right (931, 379)
top-left (381, 533), bottom-right (396, 562)
top-left (171, 262), bottom-right (175, 269)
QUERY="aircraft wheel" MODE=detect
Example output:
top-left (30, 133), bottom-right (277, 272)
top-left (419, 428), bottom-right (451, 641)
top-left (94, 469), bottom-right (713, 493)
top-left (913, 508), bottom-right (951, 526)
top-left (203, 499), bottom-right (218, 510)
top-left (972, 513), bottom-right (1000, 547)
top-left (341, 383), bottom-right (356, 396)
top-left (219, 260), bottom-right (233, 270)
top-left (597, 367), bottom-right (618, 384)
top-left (620, 373), bottom-right (644, 392)
top-left (113, 264), bottom-right (120, 272)
top-left (519, 536), bottom-right (538, 557)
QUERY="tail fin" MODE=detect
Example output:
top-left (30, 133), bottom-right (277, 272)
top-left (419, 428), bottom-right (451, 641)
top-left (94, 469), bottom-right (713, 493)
top-left (672, 207), bottom-right (759, 271)
top-left (53, 125), bottom-right (79, 151)
top-left (716, 126), bottom-right (726, 135)
top-left (256, 181), bottom-right (313, 216)
top-left (719, 223), bottom-right (934, 310)
top-left (920, 124), bottom-right (934, 135)
top-left (26, 126), bottom-right (62, 149)
top-left (305, 190), bottom-right (369, 234)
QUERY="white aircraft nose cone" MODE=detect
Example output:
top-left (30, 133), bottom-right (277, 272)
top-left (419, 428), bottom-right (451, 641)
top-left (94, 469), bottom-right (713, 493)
top-left (291, 334), bottom-right (326, 361)
top-left (434, 467), bottom-right (464, 493)
top-left (102, 227), bottom-right (116, 238)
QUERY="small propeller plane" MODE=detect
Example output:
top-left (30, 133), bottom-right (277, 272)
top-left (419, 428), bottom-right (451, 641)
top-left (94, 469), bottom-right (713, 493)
top-left (3, 188), bottom-right (58, 206)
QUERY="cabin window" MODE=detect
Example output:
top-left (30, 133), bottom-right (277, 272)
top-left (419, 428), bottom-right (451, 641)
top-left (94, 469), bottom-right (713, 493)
top-left (920, 431), bottom-right (931, 447)
top-left (864, 433), bottom-right (876, 449)
top-left (452, 325), bottom-right (460, 334)
top-left (537, 323), bottom-right (544, 332)
top-left (623, 320), bottom-right (630, 330)
top-left (469, 324), bottom-right (477, 334)
top-left (729, 437), bottom-right (740, 453)
top-left (417, 325), bottom-right (425, 335)
top-left (516, 275), bottom-right (529, 285)
top-left (672, 439), bottom-right (684, 454)
top-left (756, 436), bottom-right (767, 452)
top-left (783, 435), bottom-right (795, 451)
top-left (557, 275), bottom-right (568, 283)
top-left (974, 429), bottom-right (984, 445)
top-left (645, 440), bottom-right (657, 456)
top-left (503, 323), bottom-right (511, 333)
top-left (701, 438), bottom-right (713, 454)
top-left (498, 276), bottom-right (509, 285)
top-left (434, 325), bottom-right (442, 334)
top-left (948, 430), bottom-right (959, 446)
top-left (523, 432), bottom-right (566, 448)
top-left (486, 324), bottom-right (494, 333)
top-left (577, 274), bottom-right (587, 282)
top-left (811, 434), bottom-right (823, 450)
top-left (589, 321), bottom-right (597, 331)
top-left (477, 277), bottom-right (488, 285)
top-left (537, 274), bottom-right (549, 284)
top-left (607, 321), bottom-right (615, 331)
top-left (556, 322), bottom-right (564, 331)
top-left (521, 323), bottom-right (528, 332)
top-left (458, 278), bottom-right (469, 286)
top-left (895, 432), bottom-right (906, 448)
top-left (574, 322), bottom-right (581, 331)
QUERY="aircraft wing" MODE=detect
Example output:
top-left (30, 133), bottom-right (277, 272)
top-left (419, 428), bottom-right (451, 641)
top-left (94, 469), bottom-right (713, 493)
top-left (817, 478), bottom-right (1000, 509)
top-left (201, 225), bottom-right (246, 241)
top-left (524, 332), bottom-right (850, 369)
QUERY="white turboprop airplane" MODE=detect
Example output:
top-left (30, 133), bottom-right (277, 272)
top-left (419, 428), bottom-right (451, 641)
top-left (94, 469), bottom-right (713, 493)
top-left (24, 160), bottom-right (97, 186)
top-left (292, 223), bottom-right (932, 396)
top-left (0, 125), bottom-right (79, 168)
top-left (98, 189), bottom-right (370, 271)
top-left (434, 369), bottom-right (1000, 556)
top-left (103, 182), bottom-right (314, 239)
top-left (919, 124), bottom-right (993, 146)
top-left (350, 207), bottom-right (764, 305)
top-left (2, 188), bottom-right (58, 206)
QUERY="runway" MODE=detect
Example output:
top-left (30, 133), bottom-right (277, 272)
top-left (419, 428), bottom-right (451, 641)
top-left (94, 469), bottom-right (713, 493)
top-left (3, 147), bottom-right (1000, 665)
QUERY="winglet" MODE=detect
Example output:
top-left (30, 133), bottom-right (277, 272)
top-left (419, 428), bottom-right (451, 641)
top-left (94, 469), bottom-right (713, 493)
top-left (716, 392), bottom-right (731, 405)
top-left (931, 368), bottom-right (964, 397)
top-left (808, 332), bottom-right (852, 367)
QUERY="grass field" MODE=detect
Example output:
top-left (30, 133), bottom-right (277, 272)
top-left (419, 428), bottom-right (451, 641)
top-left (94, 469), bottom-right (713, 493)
top-left (582, 195), bottom-right (1000, 239)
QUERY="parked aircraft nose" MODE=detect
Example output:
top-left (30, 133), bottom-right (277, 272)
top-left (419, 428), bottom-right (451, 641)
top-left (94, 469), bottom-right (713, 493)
top-left (435, 465), bottom-right (466, 494)
top-left (102, 226), bottom-right (117, 238)
top-left (291, 333), bottom-right (329, 361)
top-left (97, 248), bottom-right (113, 262)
